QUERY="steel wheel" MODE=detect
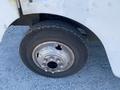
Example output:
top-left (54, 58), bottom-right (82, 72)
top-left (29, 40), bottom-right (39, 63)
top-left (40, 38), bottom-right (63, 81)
top-left (32, 41), bottom-right (75, 74)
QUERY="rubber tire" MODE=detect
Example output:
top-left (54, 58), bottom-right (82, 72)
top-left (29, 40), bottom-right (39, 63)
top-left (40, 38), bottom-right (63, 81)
top-left (20, 20), bottom-right (88, 78)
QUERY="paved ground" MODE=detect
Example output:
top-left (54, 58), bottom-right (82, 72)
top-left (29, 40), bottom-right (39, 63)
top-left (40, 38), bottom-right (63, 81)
top-left (0, 26), bottom-right (120, 90)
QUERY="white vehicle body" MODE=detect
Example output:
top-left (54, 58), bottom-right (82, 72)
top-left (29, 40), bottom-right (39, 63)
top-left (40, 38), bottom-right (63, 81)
top-left (0, 0), bottom-right (120, 77)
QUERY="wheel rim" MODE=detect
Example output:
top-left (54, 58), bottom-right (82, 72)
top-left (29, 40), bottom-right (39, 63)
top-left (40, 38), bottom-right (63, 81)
top-left (32, 41), bottom-right (75, 74)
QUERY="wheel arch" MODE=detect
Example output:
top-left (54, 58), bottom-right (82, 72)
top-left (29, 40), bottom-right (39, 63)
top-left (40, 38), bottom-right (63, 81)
top-left (3, 13), bottom-right (117, 77)
top-left (12, 13), bottom-right (101, 41)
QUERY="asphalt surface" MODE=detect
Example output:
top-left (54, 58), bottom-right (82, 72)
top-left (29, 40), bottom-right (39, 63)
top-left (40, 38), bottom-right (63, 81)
top-left (0, 26), bottom-right (120, 90)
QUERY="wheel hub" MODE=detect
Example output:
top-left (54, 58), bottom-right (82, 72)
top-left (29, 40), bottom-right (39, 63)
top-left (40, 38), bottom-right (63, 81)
top-left (32, 41), bottom-right (75, 74)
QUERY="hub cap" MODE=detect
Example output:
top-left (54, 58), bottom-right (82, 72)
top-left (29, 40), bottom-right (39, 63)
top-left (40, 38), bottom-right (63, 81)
top-left (32, 41), bottom-right (75, 74)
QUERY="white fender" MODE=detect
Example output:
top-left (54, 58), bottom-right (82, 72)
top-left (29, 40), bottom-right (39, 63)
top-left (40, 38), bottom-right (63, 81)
top-left (0, 0), bottom-right (19, 41)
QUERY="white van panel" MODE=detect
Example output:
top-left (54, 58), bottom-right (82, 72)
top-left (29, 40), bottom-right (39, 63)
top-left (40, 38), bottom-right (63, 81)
top-left (0, 0), bottom-right (19, 42)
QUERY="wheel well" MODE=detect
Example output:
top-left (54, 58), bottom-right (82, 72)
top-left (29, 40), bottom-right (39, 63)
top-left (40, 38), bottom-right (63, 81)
top-left (10, 13), bottom-right (107, 67)
top-left (12, 13), bottom-right (85, 28)
top-left (10, 14), bottom-right (108, 76)
top-left (12, 13), bottom-right (96, 39)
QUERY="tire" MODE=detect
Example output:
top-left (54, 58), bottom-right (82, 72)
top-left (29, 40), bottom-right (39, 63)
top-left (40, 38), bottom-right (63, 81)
top-left (19, 20), bottom-right (88, 78)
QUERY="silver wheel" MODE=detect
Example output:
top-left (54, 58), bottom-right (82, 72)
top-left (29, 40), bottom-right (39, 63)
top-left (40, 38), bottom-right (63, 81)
top-left (32, 41), bottom-right (75, 74)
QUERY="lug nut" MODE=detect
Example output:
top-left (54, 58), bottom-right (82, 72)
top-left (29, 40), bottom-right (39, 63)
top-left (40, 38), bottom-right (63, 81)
top-left (49, 57), bottom-right (54, 61)
top-left (57, 70), bottom-right (61, 72)
top-left (43, 59), bottom-right (47, 63)
top-left (57, 59), bottom-right (61, 63)
top-left (45, 69), bottom-right (48, 72)
top-left (51, 72), bottom-right (55, 74)
top-left (60, 65), bottom-right (64, 68)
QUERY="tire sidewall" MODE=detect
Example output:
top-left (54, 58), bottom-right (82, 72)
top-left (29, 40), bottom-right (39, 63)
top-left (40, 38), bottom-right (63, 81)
top-left (20, 21), bottom-right (88, 77)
